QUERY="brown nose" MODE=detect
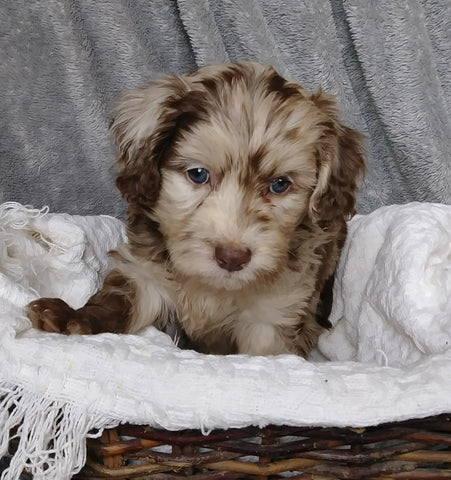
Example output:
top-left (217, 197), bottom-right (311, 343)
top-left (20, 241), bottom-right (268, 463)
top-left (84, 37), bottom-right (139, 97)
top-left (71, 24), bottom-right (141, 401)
top-left (215, 245), bottom-right (252, 272)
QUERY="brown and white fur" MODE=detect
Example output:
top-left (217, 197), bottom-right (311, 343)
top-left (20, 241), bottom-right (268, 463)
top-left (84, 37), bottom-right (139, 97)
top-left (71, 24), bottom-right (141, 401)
top-left (27, 62), bottom-right (365, 356)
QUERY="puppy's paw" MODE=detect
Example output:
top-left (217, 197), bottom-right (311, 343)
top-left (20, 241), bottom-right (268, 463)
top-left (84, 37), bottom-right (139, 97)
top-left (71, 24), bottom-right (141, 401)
top-left (27, 298), bottom-right (92, 335)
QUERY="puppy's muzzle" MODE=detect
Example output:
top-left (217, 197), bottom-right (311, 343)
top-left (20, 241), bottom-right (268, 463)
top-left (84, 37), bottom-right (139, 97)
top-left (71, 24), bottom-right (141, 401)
top-left (215, 245), bottom-right (252, 272)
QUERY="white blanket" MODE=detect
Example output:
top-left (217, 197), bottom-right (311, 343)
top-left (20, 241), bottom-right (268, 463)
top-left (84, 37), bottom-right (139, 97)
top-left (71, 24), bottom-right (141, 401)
top-left (0, 201), bottom-right (450, 480)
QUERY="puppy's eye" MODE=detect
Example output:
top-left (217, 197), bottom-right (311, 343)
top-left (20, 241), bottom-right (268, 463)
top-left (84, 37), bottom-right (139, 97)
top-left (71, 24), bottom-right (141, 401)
top-left (269, 177), bottom-right (291, 194)
top-left (187, 168), bottom-right (210, 185)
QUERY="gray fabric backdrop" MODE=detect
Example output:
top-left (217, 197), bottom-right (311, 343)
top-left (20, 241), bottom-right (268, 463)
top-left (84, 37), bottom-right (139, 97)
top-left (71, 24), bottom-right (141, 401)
top-left (1, 0), bottom-right (450, 218)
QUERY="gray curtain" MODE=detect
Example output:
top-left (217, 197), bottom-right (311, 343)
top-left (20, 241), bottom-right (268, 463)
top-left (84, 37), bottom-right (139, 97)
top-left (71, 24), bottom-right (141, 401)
top-left (1, 0), bottom-right (450, 218)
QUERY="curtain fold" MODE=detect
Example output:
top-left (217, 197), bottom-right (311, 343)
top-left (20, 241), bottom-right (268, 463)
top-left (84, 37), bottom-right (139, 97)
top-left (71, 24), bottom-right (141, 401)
top-left (1, 0), bottom-right (449, 216)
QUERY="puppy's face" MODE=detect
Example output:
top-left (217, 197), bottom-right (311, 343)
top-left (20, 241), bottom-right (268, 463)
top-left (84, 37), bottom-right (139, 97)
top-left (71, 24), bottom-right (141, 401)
top-left (112, 63), bottom-right (364, 290)
top-left (154, 88), bottom-right (321, 290)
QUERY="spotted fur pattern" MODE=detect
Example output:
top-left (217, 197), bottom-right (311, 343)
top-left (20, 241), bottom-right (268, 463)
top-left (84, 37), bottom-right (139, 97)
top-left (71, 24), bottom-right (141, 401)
top-left (28, 62), bottom-right (365, 356)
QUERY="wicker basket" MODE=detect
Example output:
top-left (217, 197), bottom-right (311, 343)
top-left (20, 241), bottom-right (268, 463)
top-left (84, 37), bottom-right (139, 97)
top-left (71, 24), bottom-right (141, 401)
top-left (76, 414), bottom-right (451, 479)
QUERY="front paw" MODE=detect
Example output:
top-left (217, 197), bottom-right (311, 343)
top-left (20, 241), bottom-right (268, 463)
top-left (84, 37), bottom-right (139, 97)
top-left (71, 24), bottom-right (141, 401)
top-left (27, 298), bottom-right (92, 334)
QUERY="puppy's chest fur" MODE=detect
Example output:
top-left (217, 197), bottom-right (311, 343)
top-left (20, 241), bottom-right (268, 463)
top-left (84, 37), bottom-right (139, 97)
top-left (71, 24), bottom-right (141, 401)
top-left (117, 238), bottom-right (328, 357)
top-left (176, 272), bottom-right (323, 356)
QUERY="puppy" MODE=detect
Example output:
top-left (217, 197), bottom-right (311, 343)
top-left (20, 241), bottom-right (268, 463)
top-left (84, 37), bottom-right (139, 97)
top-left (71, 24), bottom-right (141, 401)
top-left (27, 62), bottom-right (365, 356)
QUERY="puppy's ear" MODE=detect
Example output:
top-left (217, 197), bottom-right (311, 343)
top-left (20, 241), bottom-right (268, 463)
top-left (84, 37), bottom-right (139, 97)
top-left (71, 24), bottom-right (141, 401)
top-left (110, 76), bottom-right (193, 209)
top-left (308, 90), bottom-right (366, 230)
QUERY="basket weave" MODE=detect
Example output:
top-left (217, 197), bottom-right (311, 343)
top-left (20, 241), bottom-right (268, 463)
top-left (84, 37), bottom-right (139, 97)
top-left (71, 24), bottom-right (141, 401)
top-left (76, 414), bottom-right (451, 479)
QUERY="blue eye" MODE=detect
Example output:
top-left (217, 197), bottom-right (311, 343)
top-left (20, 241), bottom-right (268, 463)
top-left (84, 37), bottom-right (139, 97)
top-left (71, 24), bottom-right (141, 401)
top-left (269, 177), bottom-right (291, 194)
top-left (187, 168), bottom-right (210, 185)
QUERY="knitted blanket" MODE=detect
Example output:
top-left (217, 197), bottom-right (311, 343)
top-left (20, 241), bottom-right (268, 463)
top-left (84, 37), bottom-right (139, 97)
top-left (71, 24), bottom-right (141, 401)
top-left (0, 202), bottom-right (450, 480)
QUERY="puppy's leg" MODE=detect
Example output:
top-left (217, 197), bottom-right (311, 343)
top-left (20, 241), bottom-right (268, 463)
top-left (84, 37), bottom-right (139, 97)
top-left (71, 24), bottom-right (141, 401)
top-left (27, 269), bottom-right (133, 335)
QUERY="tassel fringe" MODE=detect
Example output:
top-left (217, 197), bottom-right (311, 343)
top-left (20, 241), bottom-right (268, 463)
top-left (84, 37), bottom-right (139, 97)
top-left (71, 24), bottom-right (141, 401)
top-left (0, 383), bottom-right (117, 480)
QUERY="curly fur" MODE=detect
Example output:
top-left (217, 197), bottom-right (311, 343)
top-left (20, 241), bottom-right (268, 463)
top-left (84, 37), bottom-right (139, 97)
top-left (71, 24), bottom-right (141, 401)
top-left (28, 62), bottom-right (365, 356)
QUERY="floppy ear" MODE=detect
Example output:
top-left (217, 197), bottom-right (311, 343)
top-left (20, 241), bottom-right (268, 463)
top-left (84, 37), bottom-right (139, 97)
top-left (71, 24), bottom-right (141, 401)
top-left (110, 75), bottom-right (194, 210)
top-left (308, 90), bottom-right (366, 230)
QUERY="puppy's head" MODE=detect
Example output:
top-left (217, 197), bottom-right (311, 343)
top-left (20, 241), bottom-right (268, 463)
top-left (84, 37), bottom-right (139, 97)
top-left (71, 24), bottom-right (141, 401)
top-left (111, 62), bottom-right (365, 290)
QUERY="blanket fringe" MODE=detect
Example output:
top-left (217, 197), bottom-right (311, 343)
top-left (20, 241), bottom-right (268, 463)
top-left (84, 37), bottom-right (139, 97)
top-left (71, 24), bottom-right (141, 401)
top-left (0, 203), bottom-right (49, 229)
top-left (0, 382), bottom-right (117, 480)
